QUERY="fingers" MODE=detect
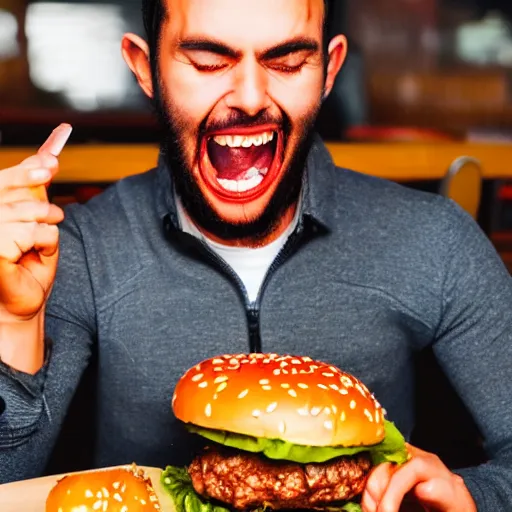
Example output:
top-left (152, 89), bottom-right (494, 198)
top-left (362, 463), bottom-right (395, 512)
top-left (413, 477), bottom-right (454, 506)
top-left (0, 201), bottom-right (64, 224)
top-left (0, 123), bottom-right (72, 194)
top-left (37, 123), bottom-right (72, 157)
top-left (0, 223), bottom-right (59, 263)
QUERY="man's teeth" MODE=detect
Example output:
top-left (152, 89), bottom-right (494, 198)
top-left (213, 131), bottom-right (275, 148)
top-left (218, 173), bottom-right (264, 193)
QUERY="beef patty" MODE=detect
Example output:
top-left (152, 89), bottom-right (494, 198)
top-left (188, 448), bottom-right (372, 510)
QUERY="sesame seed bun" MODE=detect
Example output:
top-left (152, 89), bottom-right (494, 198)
top-left (172, 353), bottom-right (385, 448)
top-left (45, 464), bottom-right (161, 511)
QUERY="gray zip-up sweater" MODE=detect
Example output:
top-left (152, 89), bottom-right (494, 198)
top-left (0, 136), bottom-right (511, 510)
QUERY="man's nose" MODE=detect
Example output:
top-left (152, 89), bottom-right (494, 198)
top-left (226, 59), bottom-right (270, 116)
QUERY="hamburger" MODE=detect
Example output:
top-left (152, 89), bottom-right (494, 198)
top-left (46, 463), bottom-right (162, 511)
top-left (161, 353), bottom-right (409, 512)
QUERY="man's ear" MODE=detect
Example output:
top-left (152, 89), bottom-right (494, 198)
top-left (323, 35), bottom-right (348, 100)
top-left (121, 33), bottom-right (154, 99)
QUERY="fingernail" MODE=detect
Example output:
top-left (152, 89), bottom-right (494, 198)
top-left (30, 169), bottom-right (51, 181)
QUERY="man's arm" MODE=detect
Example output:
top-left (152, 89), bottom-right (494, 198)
top-left (362, 197), bottom-right (512, 512)
top-left (0, 208), bottom-right (95, 483)
top-left (432, 200), bottom-right (512, 510)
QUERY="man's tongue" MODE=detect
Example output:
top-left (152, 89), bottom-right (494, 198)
top-left (207, 140), bottom-right (274, 180)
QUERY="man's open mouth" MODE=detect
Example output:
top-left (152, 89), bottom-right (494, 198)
top-left (200, 125), bottom-right (283, 201)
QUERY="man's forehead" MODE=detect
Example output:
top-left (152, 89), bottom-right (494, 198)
top-left (163, 0), bottom-right (324, 46)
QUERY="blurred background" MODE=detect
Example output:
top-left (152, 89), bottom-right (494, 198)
top-left (0, 0), bottom-right (511, 477)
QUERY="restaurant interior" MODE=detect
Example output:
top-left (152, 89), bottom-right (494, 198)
top-left (0, 0), bottom-right (511, 480)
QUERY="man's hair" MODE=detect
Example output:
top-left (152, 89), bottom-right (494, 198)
top-left (142, 0), bottom-right (331, 85)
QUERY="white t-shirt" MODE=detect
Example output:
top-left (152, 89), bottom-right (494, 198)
top-left (175, 196), bottom-right (300, 303)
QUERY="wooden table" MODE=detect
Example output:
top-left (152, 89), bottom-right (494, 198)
top-left (1, 142), bottom-right (512, 183)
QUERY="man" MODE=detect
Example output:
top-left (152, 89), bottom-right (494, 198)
top-left (0, 1), bottom-right (510, 510)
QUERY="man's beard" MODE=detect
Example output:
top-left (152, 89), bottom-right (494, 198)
top-left (155, 94), bottom-right (320, 244)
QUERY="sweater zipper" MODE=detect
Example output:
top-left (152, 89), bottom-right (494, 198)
top-left (177, 227), bottom-right (303, 354)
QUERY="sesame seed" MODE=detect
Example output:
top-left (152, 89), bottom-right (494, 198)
top-left (322, 372), bottom-right (335, 378)
top-left (329, 384), bottom-right (339, 391)
top-left (229, 358), bottom-right (238, 365)
top-left (259, 379), bottom-right (270, 385)
top-left (213, 367), bottom-right (223, 372)
top-left (318, 384), bottom-right (328, 390)
top-left (216, 382), bottom-right (228, 393)
top-left (238, 389), bottom-right (249, 399)
top-left (291, 368), bottom-right (298, 375)
top-left (85, 490), bottom-right (94, 498)
top-left (273, 369), bottom-right (281, 376)
top-left (263, 358), bottom-right (271, 364)
top-left (329, 366), bottom-right (338, 373)
top-left (241, 359), bottom-right (250, 363)
top-left (262, 385), bottom-right (272, 391)
top-left (280, 361), bottom-right (289, 368)
top-left (324, 420), bottom-right (333, 430)
top-left (198, 381), bottom-right (208, 388)
top-left (214, 376), bottom-right (228, 384)
top-left (340, 389), bottom-right (349, 395)
top-left (191, 373), bottom-right (203, 382)
top-left (96, 492), bottom-right (102, 499)
top-left (340, 376), bottom-right (354, 387)
top-left (213, 393), bottom-right (218, 400)
top-left (195, 364), bottom-right (201, 371)
top-left (288, 389), bottom-right (297, 398)
top-left (140, 500), bottom-right (147, 505)
top-left (311, 406), bottom-right (322, 416)
top-left (364, 409), bottom-right (374, 422)
top-left (350, 400), bottom-right (357, 409)
top-left (205, 403), bottom-right (212, 417)
top-left (93, 501), bottom-right (102, 511)
top-left (102, 488), bottom-right (109, 498)
top-left (297, 383), bottom-right (308, 389)
top-left (281, 383), bottom-right (290, 389)
top-left (375, 410), bottom-right (380, 423)
top-left (102, 501), bottom-right (108, 512)
top-left (121, 507), bottom-right (128, 512)
top-left (278, 421), bottom-right (286, 433)
top-left (356, 384), bottom-right (367, 397)
top-left (340, 411), bottom-right (346, 421)
top-left (212, 358), bottom-right (224, 364)
top-left (266, 402), bottom-right (278, 413)
top-left (331, 405), bottom-right (338, 414)
top-left (302, 356), bottom-right (313, 362)
top-left (310, 365), bottom-right (319, 370)
top-left (252, 409), bottom-right (261, 418)
top-left (297, 406), bottom-right (309, 416)
top-left (324, 407), bottom-right (331, 415)
top-left (282, 369), bottom-right (289, 374)
top-left (114, 493), bottom-right (122, 502)
top-left (291, 359), bottom-right (301, 364)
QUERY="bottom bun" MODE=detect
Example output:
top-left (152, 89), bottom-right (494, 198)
top-left (45, 463), bottom-right (161, 511)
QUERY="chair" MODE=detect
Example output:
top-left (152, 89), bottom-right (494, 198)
top-left (439, 156), bottom-right (483, 220)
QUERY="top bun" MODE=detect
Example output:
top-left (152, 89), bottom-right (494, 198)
top-left (46, 464), bottom-right (160, 511)
top-left (172, 353), bottom-right (385, 447)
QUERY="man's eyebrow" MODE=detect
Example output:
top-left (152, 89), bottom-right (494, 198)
top-left (178, 38), bottom-right (241, 58)
top-left (260, 37), bottom-right (319, 60)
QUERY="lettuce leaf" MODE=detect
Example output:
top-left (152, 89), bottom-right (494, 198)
top-left (186, 420), bottom-right (409, 466)
top-left (161, 466), bottom-right (361, 512)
